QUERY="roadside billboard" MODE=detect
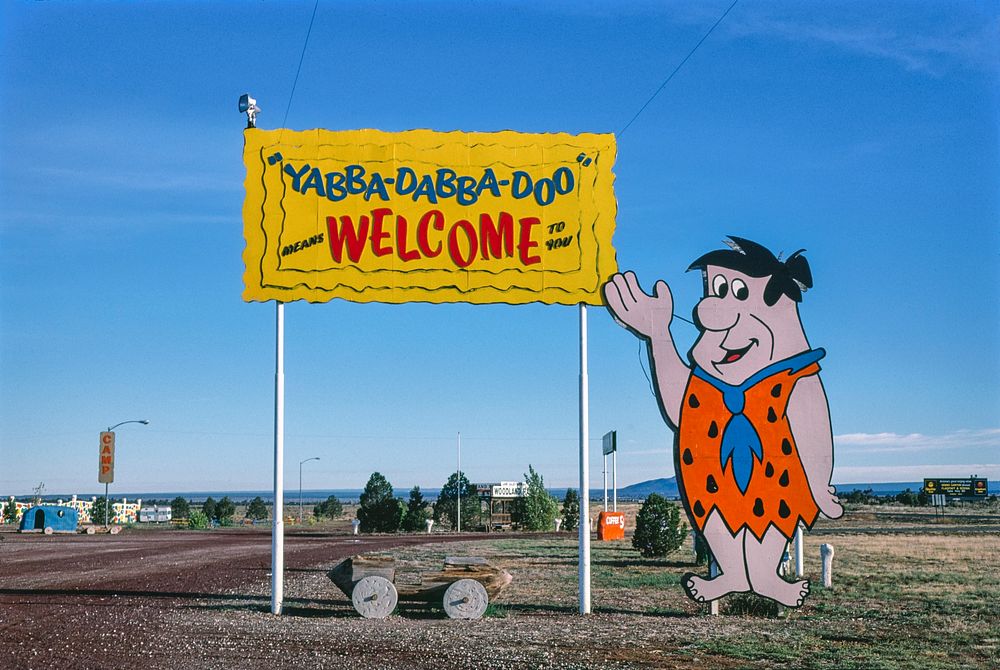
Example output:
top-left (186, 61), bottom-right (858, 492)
top-left (923, 477), bottom-right (988, 500)
top-left (242, 128), bottom-right (617, 305)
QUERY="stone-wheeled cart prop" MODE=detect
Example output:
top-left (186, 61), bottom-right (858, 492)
top-left (329, 555), bottom-right (512, 619)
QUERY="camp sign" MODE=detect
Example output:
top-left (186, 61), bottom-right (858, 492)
top-left (98, 431), bottom-right (115, 484)
top-left (242, 128), bottom-right (617, 305)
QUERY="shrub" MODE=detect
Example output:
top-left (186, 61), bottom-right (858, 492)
top-left (357, 472), bottom-right (405, 533)
top-left (401, 486), bottom-right (430, 532)
top-left (188, 511), bottom-right (209, 529)
top-left (313, 495), bottom-right (343, 519)
top-left (201, 497), bottom-right (217, 521)
top-left (511, 465), bottom-right (559, 531)
top-left (214, 497), bottom-right (236, 523)
top-left (246, 496), bottom-right (269, 521)
top-left (91, 497), bottom-right (112, 525)
top-left (561, 488), bottom-right (579, 532)
top-left (2, 498), bottom-right (16, 524)
top-left (632, 493), bottom-right (687, 558)
top-left (433, 472), bottom-right (480, 530)
top-left (170, 496), bottom-right (191, 520)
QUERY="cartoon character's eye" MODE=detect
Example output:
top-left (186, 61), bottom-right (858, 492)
top-left (712, 274), bottom-right (728, 298)
top-left (732, 278), bottom-right (749, 301)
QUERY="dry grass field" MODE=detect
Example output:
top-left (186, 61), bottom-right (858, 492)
top-left (371, 517), bottom-right (999, 669)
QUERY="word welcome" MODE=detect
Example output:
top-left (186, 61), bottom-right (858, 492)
top-left (283, 163), bottom-right (575, 207)
top-left (326, 208), bottom-right (545, 269)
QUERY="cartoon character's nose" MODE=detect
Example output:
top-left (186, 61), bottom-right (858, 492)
top-left (695, 297), bottom-right (739, 332)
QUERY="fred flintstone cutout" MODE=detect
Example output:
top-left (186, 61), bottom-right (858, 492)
top-left (605, 237), bottom-right (842, 607)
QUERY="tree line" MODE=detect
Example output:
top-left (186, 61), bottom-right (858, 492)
top-left (355, 465), bottom-right (576, 533)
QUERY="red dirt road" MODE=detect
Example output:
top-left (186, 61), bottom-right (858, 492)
top-left (0, 529), bottom-right (471, 669)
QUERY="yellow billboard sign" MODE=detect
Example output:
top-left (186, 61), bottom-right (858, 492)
top-left (242, 128), bottom-right (617, 305)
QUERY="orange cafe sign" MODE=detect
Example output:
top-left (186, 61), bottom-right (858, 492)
top-left (242, 128), bottom-right (617, 305)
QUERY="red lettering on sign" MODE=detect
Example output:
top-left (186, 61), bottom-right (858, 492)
top-left (395, 215), bottom-right (420, 262)
top-left (518, 216), bottom-right (541, 266)
top-left (370, 208), bottom-right (393, 257)
top-left (480, 212), bottom-right (514, 260)
top-left (448, 219), bottom-right (478, 269)
top-left (325, 208), bottom-right (545, 269)
top-left (417, 210), bottom-right (444, 258)
top-left (327, 215), bottom-right (370, 263)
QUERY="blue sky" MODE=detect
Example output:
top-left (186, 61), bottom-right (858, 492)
top-left (1, 1), bottom-right (997, 495)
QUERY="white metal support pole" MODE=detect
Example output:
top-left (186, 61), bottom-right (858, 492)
top-left (612, 449), bottom-right (618, 512)
top-left (578, 304), bottom-right (591, 615)
top-left (271, 301), bottom-right (285, 615)
top-left (603, 454), bottom-right (608, 512)
top-left (709, 559), bottom-right (720, 616)
top-left (794, 524), bottom-right (804, 578)
top-left (457, 431), bottom-right (461, 534)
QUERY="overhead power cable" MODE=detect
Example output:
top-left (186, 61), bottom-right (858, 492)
top-left (281, 0), bottom-right (321, 130)
top-left (618, 0), bottom-right (740, 137)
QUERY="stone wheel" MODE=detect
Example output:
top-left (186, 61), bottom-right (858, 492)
top-left (43, 526), bottom-right (53, 535)
top-left (351, 575), bottom-right (397, 619)
top-left (109, 526), bottom-right (121, 535)
top-left (443, 579), bottom-right (489, 619)
top-left (86, 526), bottom-right (96, 535)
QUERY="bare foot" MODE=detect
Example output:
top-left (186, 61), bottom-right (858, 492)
top-left (753, 577), bottom-right (810, 607)
top-left (682, 571), bottom-right (749, 603)
top-left (815, 485), bottom-right (844, 519)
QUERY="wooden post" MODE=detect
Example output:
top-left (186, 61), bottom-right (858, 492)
top-left (820, 543), bottom-right (835, 588)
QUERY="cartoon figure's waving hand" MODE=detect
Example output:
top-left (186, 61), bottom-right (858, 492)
top-left (604, 271), bottom-right (689, 430)
top-left (604, 271), bottom-right (673, 340)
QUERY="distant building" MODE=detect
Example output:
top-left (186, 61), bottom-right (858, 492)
top-left (475, 481), bottom-right (528, 530)
top-left (138, 505), bottom-right (172, 523)
top-left (1, 494), bottom-right (141, 525)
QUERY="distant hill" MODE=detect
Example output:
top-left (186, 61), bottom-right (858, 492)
top-left (618, 478), bottom-right (997, 500)
top-left (619, 477), bottom-right (680, 499)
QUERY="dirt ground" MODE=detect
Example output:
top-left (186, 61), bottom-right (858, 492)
top-left (0, 525), bottom-right (725, 670)
top-left (3, 527), bottom-right (659, 670)
top-left (1, 505), bottom-right (997, 670)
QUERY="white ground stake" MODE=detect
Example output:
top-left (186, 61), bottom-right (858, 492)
top-left (820, 543), bottom-right (835, 588)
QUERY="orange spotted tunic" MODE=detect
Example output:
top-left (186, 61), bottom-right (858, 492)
top-left (677, 350), bottom-right (824, 541)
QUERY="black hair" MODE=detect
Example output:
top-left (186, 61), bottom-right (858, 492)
top-left (687, 236), bottom-right (813, 306)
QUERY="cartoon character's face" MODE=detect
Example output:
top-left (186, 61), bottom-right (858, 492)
top-left (690, 265), bottom-right (809, 385)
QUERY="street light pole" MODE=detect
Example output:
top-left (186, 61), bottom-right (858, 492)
top-left (103, 419), bottom-right (149, 528)
top-left (456, 432), bottom-right (461, 534)
top-left (299, 457), bottom-right (320, 523)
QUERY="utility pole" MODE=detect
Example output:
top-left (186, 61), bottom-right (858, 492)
top-left (457, 431), bottom-right (462, 533)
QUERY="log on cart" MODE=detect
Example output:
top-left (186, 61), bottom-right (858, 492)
top-left (329, 555), bottom-right (512, 619)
